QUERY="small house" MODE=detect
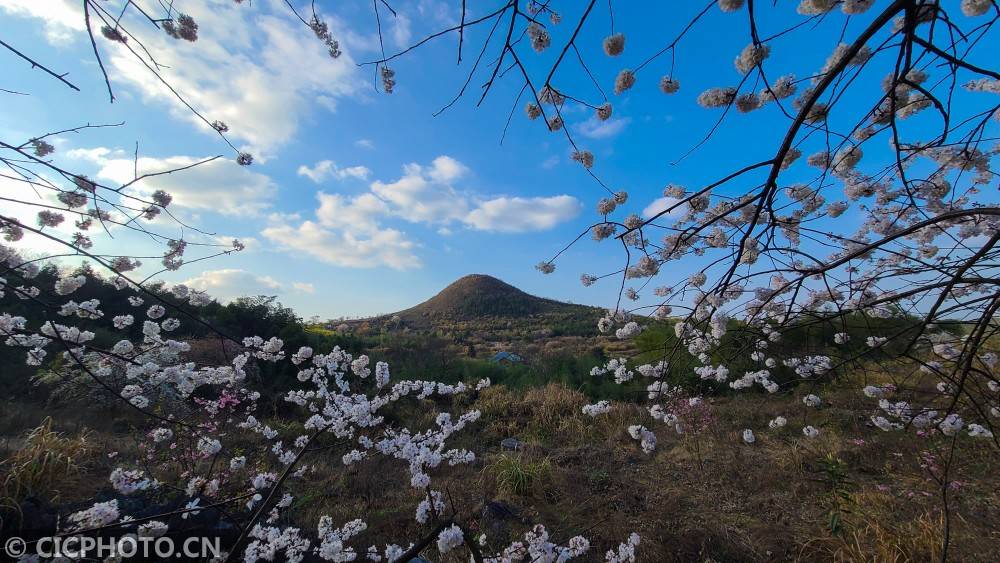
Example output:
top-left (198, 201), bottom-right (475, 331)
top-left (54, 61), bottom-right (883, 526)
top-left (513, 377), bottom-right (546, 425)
top-left (490, 351), bottom-right (523, 364)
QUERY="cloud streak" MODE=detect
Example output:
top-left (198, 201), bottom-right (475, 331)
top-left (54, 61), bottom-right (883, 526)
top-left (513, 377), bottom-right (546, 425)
top-left (69, 148), bottom-right (277, 217)
top-left (298, 160), bottom-right (372, 183)
top-left (3, 1), bottom-right (364, 157)
top-left (575, 116), bottom-right (631, 139)
top-left (263, 155), bottom-right (581, 269)
top-left (183, 268), bottom-right (282, 302)
top-left (262, 220), bottom-right (421, 270)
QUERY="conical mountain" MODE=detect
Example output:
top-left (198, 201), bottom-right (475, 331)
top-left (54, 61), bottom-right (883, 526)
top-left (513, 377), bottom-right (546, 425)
top-left (395, 274), bottom-right (594, 322)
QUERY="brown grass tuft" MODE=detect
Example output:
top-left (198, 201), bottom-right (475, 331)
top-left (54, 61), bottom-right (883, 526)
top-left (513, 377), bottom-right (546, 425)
top-left (1, 417), bottom-right (91, 511)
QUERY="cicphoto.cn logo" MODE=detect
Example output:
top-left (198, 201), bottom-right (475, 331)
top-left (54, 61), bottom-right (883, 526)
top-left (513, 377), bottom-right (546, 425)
top-left (4, 535), bottom-right (222, 560)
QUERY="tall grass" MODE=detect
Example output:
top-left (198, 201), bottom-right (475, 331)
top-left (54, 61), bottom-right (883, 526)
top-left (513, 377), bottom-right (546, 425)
top-left (1, 417), bottom-right (91, 512)
top-left (485, 454), bottom-right (551, 497)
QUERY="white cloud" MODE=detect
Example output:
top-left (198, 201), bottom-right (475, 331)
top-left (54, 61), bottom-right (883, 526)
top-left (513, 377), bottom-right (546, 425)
top-left (213, 235), bottom-right (259, 251)
top-left (371, 156), bottom-right (470, 224)
top-left (0, 0), bottom-right (82, 45)
top-left (0, 148), bottom-right (269, 261)
top-left (362, 155), bottom-right (583, 232)
top-left (183, 268), bottom-right (283, 302)
top-left (0, 171), bottom-right (103, 256)
top-left (416, 0), bottom-right (458, 25)
top-left (65, 147), bottom-right (116, 161)
top-left (426, 155), bottom-right (468, 183)
top-left (315, 192), bottom-right (388, 232)
top-left (292, 281), bottom-right (315, 294)
top-left (263, 219), bottom-right (420, 270)
top-left (642, 197), bottom-right (686, 220)
top-left (575, 116), bottom-right (631, 139)
top-left (114, 9), bottom-right (362, 155)
top-left (8, 1), bottom-right (364, 156)
top-left (337, 26), bottom-right (384, 54)
top-left (297, 160), bottom-right (371, 183)
top-left (355, 139), bottom-right (375, 149)
top-left (69, 148), bottom-right (277, 216)
top-left (464, 196), bottom-right (582, 233)
top-left (368, 155), bottom-right (581, 231)
top-left (263, 155), bottom-right (579, 269)
top-left (392, 13), bottom-right (412, 47)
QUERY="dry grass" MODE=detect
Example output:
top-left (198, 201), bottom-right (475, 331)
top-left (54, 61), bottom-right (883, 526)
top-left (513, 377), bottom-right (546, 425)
top-left (477, 383), bottom-right (592, 441)
top-left (484, 453), bottom-right (552, 497)
top-left (462, 384), bottom-right (1000, 561)
top-left (2, 383), bottom-right (998, 562)
top-left (801, 490), bottom-right (942, 562)
top-left (1, 417), bottom-right (92, 511)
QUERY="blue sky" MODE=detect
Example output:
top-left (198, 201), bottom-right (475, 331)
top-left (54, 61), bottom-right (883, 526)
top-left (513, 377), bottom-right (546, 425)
top-left (2, 0), bottom-right (995, 318)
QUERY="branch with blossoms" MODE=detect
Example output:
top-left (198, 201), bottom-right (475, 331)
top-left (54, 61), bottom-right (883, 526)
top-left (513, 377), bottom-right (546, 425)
top-left (6, 0), bottom-right (323, 165)
top-left (3, 247), bottom-right (630, 560)
top-left (340, 1), bottom-right (1000, 555)
top-left (3, 0), bottom-right (999, 560)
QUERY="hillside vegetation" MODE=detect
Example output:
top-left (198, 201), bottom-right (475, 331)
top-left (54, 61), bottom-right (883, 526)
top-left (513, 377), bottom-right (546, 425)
top-left (2, 273), bottom-right (998, 561)
top-left (3, 380), bottom-right (998, 561)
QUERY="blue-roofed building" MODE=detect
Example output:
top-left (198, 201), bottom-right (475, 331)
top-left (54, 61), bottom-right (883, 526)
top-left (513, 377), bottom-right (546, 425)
top-left (490, 351), bottom-right (523, 364)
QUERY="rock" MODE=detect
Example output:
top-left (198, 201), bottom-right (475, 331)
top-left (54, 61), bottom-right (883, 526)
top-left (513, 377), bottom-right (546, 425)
top-left (481, 500), bottom-right (523, 538)
top-left (500, 438), bottom-right (522, 451)
top-left (482, 500), bottom-right (520, 520)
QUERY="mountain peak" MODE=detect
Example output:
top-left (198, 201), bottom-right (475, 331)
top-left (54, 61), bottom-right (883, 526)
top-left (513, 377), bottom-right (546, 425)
top-left (395, 274), bottom-right (588, 322)
top-left (445, 274), bottom-right (521, 294)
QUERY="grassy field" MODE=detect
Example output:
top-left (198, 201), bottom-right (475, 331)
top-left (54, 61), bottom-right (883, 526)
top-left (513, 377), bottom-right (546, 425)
top-left (2, 377), bottom-right (998, 562)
